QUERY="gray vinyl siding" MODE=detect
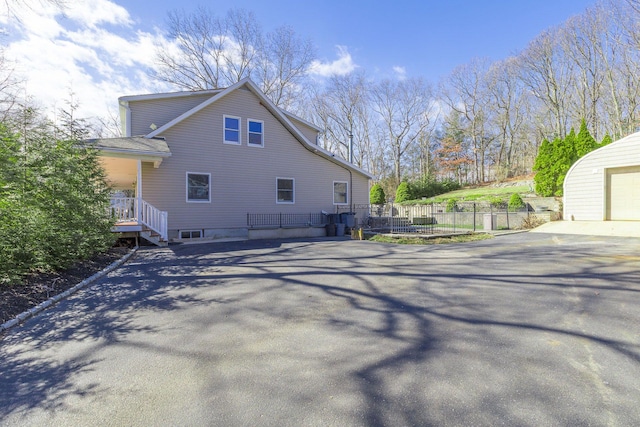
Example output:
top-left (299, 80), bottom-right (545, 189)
top-left (287, 116), bottom-right (319, 145)
top-left (140, 88), bottom-right (369, 231)
top-left (564, 132), bottom-right (640, 221)
top-left (128, 93), bottom-right (214, 136)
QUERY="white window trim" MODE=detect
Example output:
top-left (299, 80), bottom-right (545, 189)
top-left (276, 177), bottom-right (295, 204)
top-left (247, 118), bottom-right (264, 148)
top-left (333, 180), bottom-right (349, 205)
top-left (223, 114), bottom-right (241, 145)
top-left (186, 171), bottom-right (211, 203)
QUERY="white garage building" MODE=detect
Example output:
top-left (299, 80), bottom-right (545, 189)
top-left (564, 131), bottom-right (640, 221)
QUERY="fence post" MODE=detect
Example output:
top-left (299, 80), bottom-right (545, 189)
top-left (453, 202), bottom-right (456, 232)
top-left (279, 213), bottom-right (282, 228)
top-left (473, 202), bottom-right (476, 232)
top-left (390, 201), bottom-right (394, 233)
top-left (506, 206), bottom-right (510, 230)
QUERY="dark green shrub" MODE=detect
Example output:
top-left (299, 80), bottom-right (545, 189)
top-left (488, 196), bottom-right (506, 209)
top-left (369, 183), bottom-right (386, 205)
top-left (440, 178), bottom-right (461, 193)
top-left (407, 177), bottom-right (461, 200)
top-left (0, 121), bottom-right (115, 284)
top-left (508, 193), bottom-right (525, 211)
top-left (395, 181), bottom-right (411, 203)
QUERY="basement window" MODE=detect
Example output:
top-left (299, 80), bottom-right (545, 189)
top-left (180, 229), bottom-right (203, 239)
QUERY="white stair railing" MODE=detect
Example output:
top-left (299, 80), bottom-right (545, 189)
top-left (110, 197), bottom-right (168, 241)
top-left (139, 198), bottom-right (168, 241)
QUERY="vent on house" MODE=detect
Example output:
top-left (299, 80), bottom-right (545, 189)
top-left (180, 229), bottom-right (203, 239)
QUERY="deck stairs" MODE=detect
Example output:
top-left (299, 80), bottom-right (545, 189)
top-left (110, 197), bottom-right (168, 247)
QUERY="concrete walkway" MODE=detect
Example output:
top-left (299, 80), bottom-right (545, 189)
top-left (532, 220), bottom-right (640, 237)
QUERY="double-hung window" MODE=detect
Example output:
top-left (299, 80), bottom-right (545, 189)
top-left (276, 178), bottom-right (295, 204)
top-left (224, 115), bottom-right (241, 145)
top-left (248, 119), bottom-right (264, 147)
top-left (333, 181), bottom-right (348, 205)
top-left (186, 172), bottom-right (211, 203)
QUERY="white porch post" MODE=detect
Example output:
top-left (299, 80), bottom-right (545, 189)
top-left (136, 159), bottom-right (142, 220)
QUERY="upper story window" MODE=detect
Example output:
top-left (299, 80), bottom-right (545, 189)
top-left (224, 115), bottom-right (241, 145)
top-left (333, 181), bottom-right (348, 205)
top-left (276, 177), bottom-right (295, 204)
top-left (248, 119), bottom-right (264, 147)
top-left (186, 172), bottom-right (211, 203)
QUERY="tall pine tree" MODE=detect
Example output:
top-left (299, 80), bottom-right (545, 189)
top-left (533, 138), bottom-right (555, 196)
top-left (575, 119), bottom-right (598, 158)
top-left (553, 128), bottom-right (577, 196)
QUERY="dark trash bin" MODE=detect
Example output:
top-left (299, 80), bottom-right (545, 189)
top-left (339, 212), bottom-right (356, 228)
top-left (327, 213), bottom-right (340, 224)
top-left (326, 223), bottom-right (337, 236)
top-left (335, 223), bottom-right (346, 236)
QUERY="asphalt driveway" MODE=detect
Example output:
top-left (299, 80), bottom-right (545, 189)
top-left (1, 232), bottom-right (640, 426)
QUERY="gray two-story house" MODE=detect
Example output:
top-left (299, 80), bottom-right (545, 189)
top-left (92, 78), bottom-right (371, 245)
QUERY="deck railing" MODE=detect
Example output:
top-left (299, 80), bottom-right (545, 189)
top-left (110, 197), bottom-right (168, 241)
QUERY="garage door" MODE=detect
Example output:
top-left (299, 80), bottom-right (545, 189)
top-left (607, 166), bottom-right (640, 220)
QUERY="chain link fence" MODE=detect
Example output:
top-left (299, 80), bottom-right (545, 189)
top-left (338, 202), bottom-right (532, 234)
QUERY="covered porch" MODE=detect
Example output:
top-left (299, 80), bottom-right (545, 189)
top-left (88, 137), bottom-right (172, 245)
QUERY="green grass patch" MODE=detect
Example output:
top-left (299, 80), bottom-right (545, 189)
top-left (368, 233), bottom-right (494, 245)
top-left (406, 184), bottom-right (532, 204)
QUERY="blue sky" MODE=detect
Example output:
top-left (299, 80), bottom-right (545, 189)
top-left (124, 0), bottom-right (596, 80)
top-left (0, 0), bottom-right (596, 123)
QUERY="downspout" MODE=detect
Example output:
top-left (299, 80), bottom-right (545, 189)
top-left (335, 161), bottom-right (353, 214)
top-left (136, 159), bottom-right (142, 221)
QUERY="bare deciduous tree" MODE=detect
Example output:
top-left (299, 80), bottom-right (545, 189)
top-left (442, 58), bottom-right (498, 182)
top-left (519, 26), bottom-right (575, 140)
top-left (257, 25), bottom-right (315, 110)
top-left (154, 7), bottom-right (316, 109)
top-left (371, 77), bottom-right (435, 185)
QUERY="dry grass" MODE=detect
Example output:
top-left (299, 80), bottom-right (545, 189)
top-left (368, 233), bottom-right (494, 245)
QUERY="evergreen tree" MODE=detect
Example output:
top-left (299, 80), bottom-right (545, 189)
top-left (369, 183), bottom-right (386, 204)
top-left (533, 138), bottom-right (555, 196)
top-left (553, 128), bottom-right (577, 196)
top-left (0, 113), bottom-right (115, 284)
top-left (600, 134), bottom-right (612, 147)
top-left (395, 181), bottom-right (411, 203)
top-left (575, 119), bottom-right (598, 158)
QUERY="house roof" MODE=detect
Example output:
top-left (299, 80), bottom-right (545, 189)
top-left (118, 87), bottom-right (322, 133)
top-left (86, 136), bottom-right (172, 169)
top-left (86, 136), bottom-right (171, 157)
top-left (144, 78), bottom-right (371, 178)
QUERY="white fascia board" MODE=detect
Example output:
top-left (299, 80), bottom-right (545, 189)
top-left (146, 80), bottom-right (248, 138)
top-left (118, 89), bottom-right (222, 103)
top-left (241, 80), bottom-right (372, 179)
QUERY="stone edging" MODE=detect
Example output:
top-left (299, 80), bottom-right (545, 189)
top-left (0, 247), bottom-right (138, 333)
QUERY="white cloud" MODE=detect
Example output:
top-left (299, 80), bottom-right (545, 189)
top-left (1, 0), bottom-right (168, 132)
top-left (393, 66), bottom-right (407, 80)
top-left (63, 0), bottom-right (132, 28)
top-left (309, 45), bottom-right (358, 77)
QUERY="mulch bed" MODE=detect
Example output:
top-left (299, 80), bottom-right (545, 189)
top-left (0, 242), bottom-right (134, 326)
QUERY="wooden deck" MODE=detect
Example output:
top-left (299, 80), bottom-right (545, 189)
top-left (112, 221), bottom-right (143, 233)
